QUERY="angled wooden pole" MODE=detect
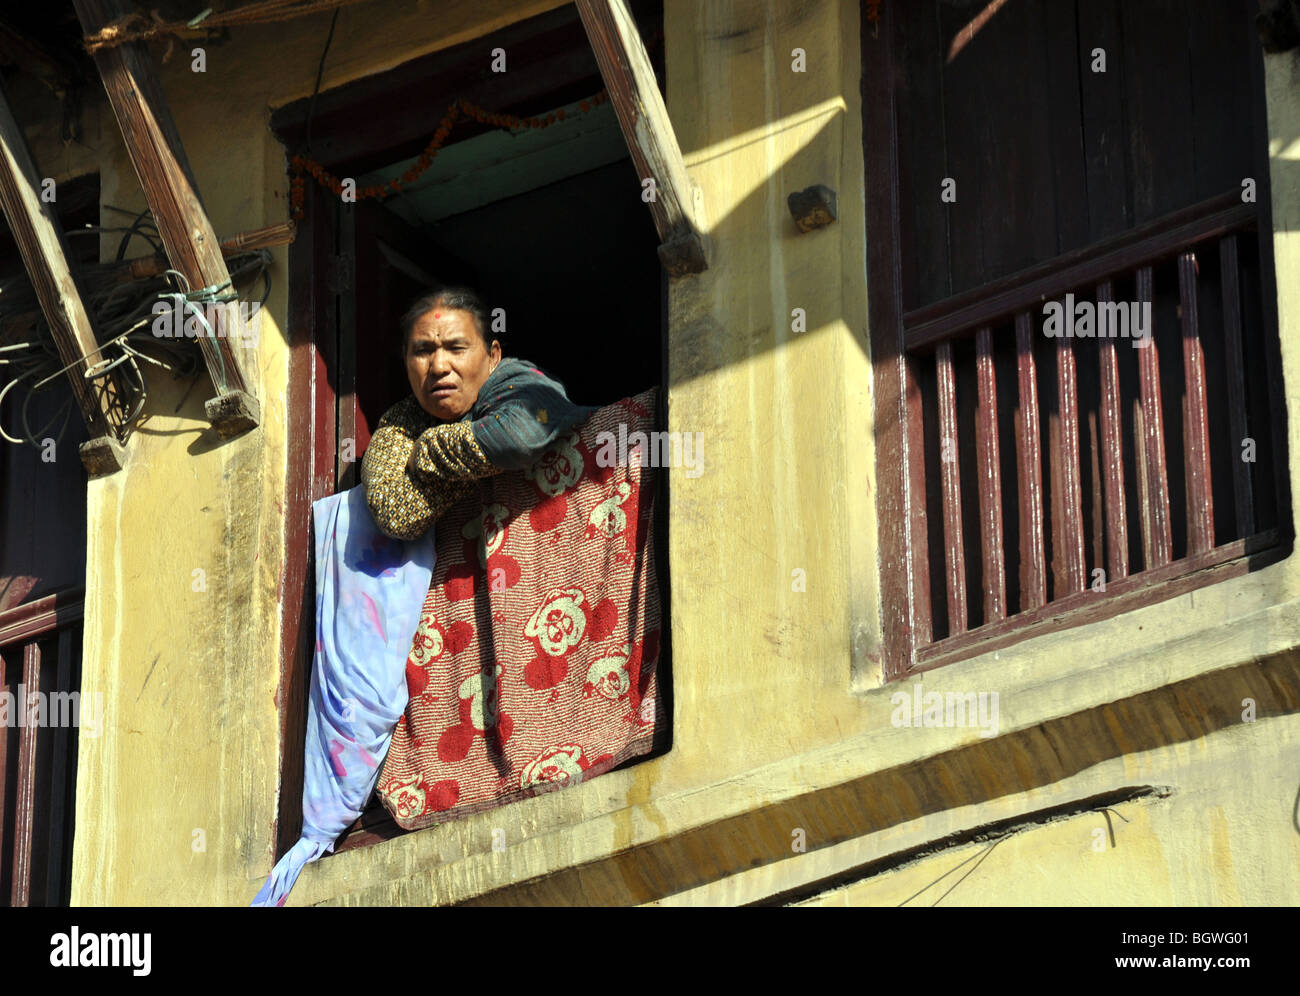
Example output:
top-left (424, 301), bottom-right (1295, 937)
top-left (0, 81), bottom-right (125, 475)
top-left (575, 0), bottom-right (711, 277)
top-left (73, 0), bottom-right (260, 438)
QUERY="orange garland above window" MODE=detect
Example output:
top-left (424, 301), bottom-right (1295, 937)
top-left (289, 28), bottom-right (664, 220)
top-left (289, 90), bottom-right (614, 220)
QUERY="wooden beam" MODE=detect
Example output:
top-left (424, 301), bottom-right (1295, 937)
top-left (73, 0), bottom-right (260, 439)
top-left (575, 0), bottom-right (710, 277)
top-left (0, 80), bottom-right (125, 475)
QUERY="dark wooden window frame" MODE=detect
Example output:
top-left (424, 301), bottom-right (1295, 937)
top-left (269, 5), bottom-right (672, 860)
top-left (0, 586), bottom-right (83, 906)
top-left (861, 1), bottom-right (1293, 682)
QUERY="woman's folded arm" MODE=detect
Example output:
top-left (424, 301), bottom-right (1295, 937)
top-left (361, 399), bottom-right (492, 540)
top-left (362, 368), bottom-right (592, 539)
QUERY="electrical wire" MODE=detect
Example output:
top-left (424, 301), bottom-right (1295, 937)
top-left (0, 249), bottom-right (271, 448)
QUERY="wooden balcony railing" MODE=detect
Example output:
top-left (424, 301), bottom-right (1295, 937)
top-left (0, 587), bottom-right (84, 906)
top-left (900, 193), bottom-right (1290, 671)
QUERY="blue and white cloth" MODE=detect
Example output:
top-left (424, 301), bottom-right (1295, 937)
top-left (252, 485), bottom-right (434, 907)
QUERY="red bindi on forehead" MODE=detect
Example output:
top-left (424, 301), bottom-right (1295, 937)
top-left (434, 312), bottom-right (440, 317)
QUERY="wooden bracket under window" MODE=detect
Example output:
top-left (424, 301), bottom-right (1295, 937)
top-left (0, 82), bottom-right (127, 476)
top-left (73, 0), bottom-right (261, 440)
top-left (575, 0), bottom-right (711, 278)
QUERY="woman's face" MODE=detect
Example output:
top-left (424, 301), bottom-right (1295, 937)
top-left (405, 307), bottom-right (501, 421)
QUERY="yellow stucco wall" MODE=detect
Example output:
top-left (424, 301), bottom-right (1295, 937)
top-left (793, 709), bottom-right (1300, 907)
top-left (45, 0), bottom-right (1300, 905)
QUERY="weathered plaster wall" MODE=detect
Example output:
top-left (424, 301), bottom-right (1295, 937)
top-left (49, 0), bottom-right (1300, 906)
top-left (63, 0), bottom-right (570, 906)
top-left (793, 710), bottom-right (1300, 907)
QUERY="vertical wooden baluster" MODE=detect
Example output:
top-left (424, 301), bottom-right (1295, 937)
top-left (1055, 330), bottom-right (1086, 594)
top-left (1014, 313), bottom-right (1047, 610)
top-left (905, 354), bottom-right (933, 648)
top-left (1219, 235), bottom-right (1254, 538)
top-left (1096, 281), bottom-right (1130, 581)
top-left (10, 641), bottom-right (39, 907)
top-left (936, 341), bottom-right (967, 634)
top-left (1179, 251), bottom-right (1214, 554)
top-left (975, 326), bottom-right (1006, 621)
top-left (1135, 264), bottom-right (1173, 568)
top-left (1088, 410), bottom-right (1105, 578)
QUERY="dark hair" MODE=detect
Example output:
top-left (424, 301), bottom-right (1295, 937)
top-left (398, 285), bottom-right (495, 357)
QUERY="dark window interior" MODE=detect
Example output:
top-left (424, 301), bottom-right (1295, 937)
top-left (340, 154), bottom-right (663, 478)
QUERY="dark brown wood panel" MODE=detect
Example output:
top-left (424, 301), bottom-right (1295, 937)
top-left (1076, 0), bottom-right (1131, 240)
top-left (1120, 0), bottom-right (1197, 225)
top-left (896, 1), bottom-right (1259, 310)
top-left (895, 0), bottom-right (951, 310)
top-left (936, 0), bottom-right (1056, 299)
top-left (933, 0), bottom-right (985, 300)
top-left (1187, 0), bottom-right (1256, 201)
top-left (1039, 0), bottom-right (1089, 255)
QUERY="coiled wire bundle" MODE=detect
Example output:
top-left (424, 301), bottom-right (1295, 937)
top-left (0, 207), bottom-right (270, 448)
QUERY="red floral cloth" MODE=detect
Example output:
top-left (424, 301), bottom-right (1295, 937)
top-left (376, 389), bottom-right (664, 829)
